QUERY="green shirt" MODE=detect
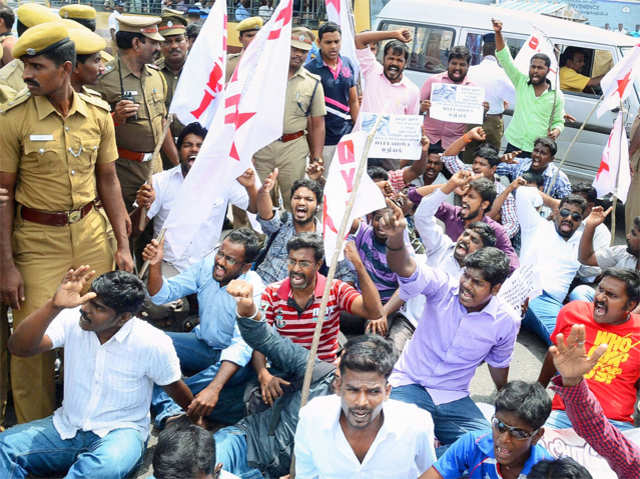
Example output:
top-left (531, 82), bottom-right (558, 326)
top-left (496, 46), bottom-right (565, 152)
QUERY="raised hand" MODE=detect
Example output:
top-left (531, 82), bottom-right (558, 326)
top-left (236, 168), bottom-right (256, 188)
top-left (379, 197), bottom-right (407, 239)
top-left (394, 28), bottom-right (412, 43)
top-left (306, 158), bottom-right (324, 181)
top-left (550, 324), bottom-right (608, 386)
top-left (584, 205), bottom-right (612, 229)
top-left (226, 279), bottom-right (257, 318)
top-left (501, 150), bottom-right (521, 164)
top-left (259, 168), bottom-right (279, 195)
top-left (467, 126), bottom-right (486, 142)
top-left (52, 266), bottom-right (97, 309)
top-left (343, 240), bottom-right (362, 265)
top-left (508, 176), bottom-right (527, 192)
top-left (491, 18), bottom-right (503, 33)
top-left (420, 126), bottom-right (430, 151)
top-left (141, 238), bottom-right (165, 265)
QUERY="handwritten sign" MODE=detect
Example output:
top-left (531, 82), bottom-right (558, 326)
top-left (359, 113), bottom-right (423, 160)
top-left (430, 83), bottom-right (485, 124)
top-left (497, 264), bottom-right (542, 314)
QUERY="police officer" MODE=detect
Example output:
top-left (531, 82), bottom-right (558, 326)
top-left (59, 4), bottom-right (114, 64)
top-left (157, 11), bottom-right (188, 168)
top-left (0, 5), bottom-right (16, 68)
top-left (252, 27), bottom-right (326, 211)
top-left (226, 16), bottom-right (263, 83)
top-left (94, 15), bottom-right (180, 211)
top-left (0, 4), bottom-right (59, 92)
top-left (0, 22), bottom-right (133, 423)
top-left (65, 23), bottom-right (107, 93)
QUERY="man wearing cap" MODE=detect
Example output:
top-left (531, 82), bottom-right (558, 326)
top-left (226, 16), bottom-right (262, 83)
top-left (252, 27), bottom-right (325, 211)
top-left (0, 6), bottom-right (16, 68)
top-left (94, 15), bottom-right (180, 212)
top-left (0, 3), bottom-right (59, 92)
top-left (157, 11), bottom-right (188, 169)
top-left (0, 22), bottom-right (133, 423)
top-left (464, 33), bottom-right (515, 161)
top-left (59, 4), bottom-right (114, 64)
top-left (65, 22), bottom-right (108, 93)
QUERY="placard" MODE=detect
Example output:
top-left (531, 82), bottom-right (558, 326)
top-left (359, 113), bottom-right (423, 160)
top-left (430, 83), bottom-right (485, 124)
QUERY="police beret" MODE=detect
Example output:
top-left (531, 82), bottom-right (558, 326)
top-left (59, 5), bottom-right (97, 20)
top-left (64, 22), bottom-right (106, 55)
top-left (159, 14), bottom-right (187, 37)
top-left (16, 4), bottom-right (59, 28)
top-left (13, 22), bottom-right (70, 59)
top-left (237, 16), bottom-right (263, 33)
top-left (291, 26), bottom-right (314, 51)
top-left (117, 15), bottom-right (164, 42)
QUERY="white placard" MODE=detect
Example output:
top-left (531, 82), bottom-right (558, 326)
top-left (358, 113), bottom-right (423, 160)
top-left (497, 264), bottom-right (542, 314)
top-left (429, 83), bottom-right (485, 124)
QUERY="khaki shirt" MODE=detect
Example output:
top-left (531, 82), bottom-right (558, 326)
top-left (0, 84), bottom-right (15, 104)
top-left (93, 56), bottom-right (167, 152)
top-left (0, 59), bottom-right (25, 92)
top-left (283, 67), bottom-right (325, 134)
top-left (226, 52), bottom-right (241, 83)
top-left (0, 91), bottom-right (117, 211)
top-left (156, 57), bottom-right (185, 137)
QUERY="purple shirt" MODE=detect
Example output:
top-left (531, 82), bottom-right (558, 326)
top-left (390, 262), bottom-right (520, 405)
top-left (414, 189), bottom-right (519, 272)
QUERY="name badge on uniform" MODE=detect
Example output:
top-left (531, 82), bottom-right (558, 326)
top-left (30, 134), bottom-right (54, 141)
top-left (124, 90), bottom-right (138, 96)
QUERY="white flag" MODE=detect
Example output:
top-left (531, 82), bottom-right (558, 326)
top-left (164, 0), bottom-right (294, 259)
top-left (596, 43), bottom-right (640, 118)
top-left (514, 27), bottom-right (558, 89)
top-left (593, 111), bottom-right (631, 203)
top-left (323, 131), bottom-right (386, 261)
top-left (169, 0), bottom-right (227, 128)
top-left (324, 0), bottom-right (360, 82)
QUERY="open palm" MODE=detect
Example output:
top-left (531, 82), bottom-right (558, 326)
top-left (52, 266), bottom-right (97, 309)
top-left (550, 324), bottom-right (607, 383)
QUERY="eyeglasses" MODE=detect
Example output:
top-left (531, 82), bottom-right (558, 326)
top-left (215, 249), bottom-right (243, 266)
top-left (287, 258), bottom-right (313, 269)
top-left (491, 416), bottom-right (538, 440)
top-left (559, 209), bottom-right (582, 222)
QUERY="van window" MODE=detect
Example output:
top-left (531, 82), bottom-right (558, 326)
top-left (558, 45), bottom-right (614, 97)
top-left (379, 21), bottom-right (455, 73)
top-left (465, 32), bottom-right (525, 65)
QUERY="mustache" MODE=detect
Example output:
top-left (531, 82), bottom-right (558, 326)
top-left (25, 79), bottom-right (40, 87)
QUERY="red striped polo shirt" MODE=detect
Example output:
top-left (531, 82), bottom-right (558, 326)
top-left (260, 273), bottom-right (360, 362)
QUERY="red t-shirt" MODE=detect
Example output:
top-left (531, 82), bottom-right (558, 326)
top-left (260, 273), bottom-right (360, 362)
top-left (551, 301), bottom-right (640, 422)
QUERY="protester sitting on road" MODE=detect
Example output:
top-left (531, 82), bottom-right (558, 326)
top-left (539, 268), bottom-right (640, 432)
top-left (383, 199), bottom-right (519, 450)
top-left (0, 268), bottom-right (193, 478)
top-left (142, 228), bottom-right (265, 428)
top-left (153, 415), bottom-right (238, 479)
top-left (252, 233), bottom-right (383, 406)
top-left (547, 324), bottom-right (640, 478)
top-left (419, 381), bottom-right (552, 479)
top-left (294, 335), bottom-right (436, 477)
top-left (528, 457), bottom-right (592, 479)
top-left (255, 172), bottom-right (355, 284)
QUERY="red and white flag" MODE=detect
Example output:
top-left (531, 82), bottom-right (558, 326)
top-left (164, 0), bottom-right (294, 259)
top-left (324, 0), bottom-right (360, 81)
top-left (169, 0), bottom-right (227, 128)
top-left (596, 44), bottom-right (640, 118)
top-left (593, 111), bottom-right (631, 203)
top-left (323, 131), bottom-right (385, 261)
top-left (514, 27), bottom-right (558, 88)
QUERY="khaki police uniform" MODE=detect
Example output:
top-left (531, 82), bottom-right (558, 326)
top-left (626, 112), bottom-right (640, 234)
top-left (225, 16), bottom-right (262, 83)
top-left (253, 28), bottom-right (325, 210)
top-left (93, 16), bottom-right (168, 211)
top-left (0, 22), bottom-right (117, 423)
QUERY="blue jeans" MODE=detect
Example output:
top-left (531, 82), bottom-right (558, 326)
top-left (546, 409), bottom-right (635, 431)
top-left (0, 416), bottom-right (144, 479)
top-left (151, 332), bottom-right (251, 427)
top-left (568, 285), bottom-right (595, 303)
top-left (214, 426), bottom-right (264, 479)
top-left (522, 292), bottom-right (564, 346)
top-left (390, 384), bottom-right (489, 450)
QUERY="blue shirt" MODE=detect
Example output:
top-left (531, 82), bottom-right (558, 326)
top-left (434, 431), bottom-right (552, 478)
top-left (305, 54), bottom-right (356, 145)
top-left (496, 158), bottom-right (572, 199)
top-left (151, 251), bottom-right (265, 366)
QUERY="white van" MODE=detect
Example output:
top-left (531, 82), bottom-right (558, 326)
top-left (374, 0), bottom-right (639, 180)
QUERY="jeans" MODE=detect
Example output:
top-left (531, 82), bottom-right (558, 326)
top-left (546, 409), bottom-right (635, 431)
top-left (522, 292), bottom-right (564, 346)
top-left (214, 427), bottom-right (264, 479)
top-left (390, 383), bottom-right (489, 451)
top-left (151, 332), bottom-right (251, 427)
top-left (568, 284), bottom-right (595, 303)
top-left (0, 416), bottom-right (144, 479)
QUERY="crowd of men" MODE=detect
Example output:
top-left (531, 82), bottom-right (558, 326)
top-left (0, 2), bottom-right (639, 478)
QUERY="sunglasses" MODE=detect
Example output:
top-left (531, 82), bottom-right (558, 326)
top-left (559, 208), bottom-right (582, 222)
top-left (491, 416), bottom-right (538, 440)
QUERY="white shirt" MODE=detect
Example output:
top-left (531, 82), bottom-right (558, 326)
top-left (147, 165), bottom-right (249, 271)
top-left (45, 307), bottom-right (181, 440)
top-left (515, 187), bottom-right (582, 302)
top-left (294, 395), bottom-right (436, 478)
top-left (576, 221), bottom-right (610, 281)
top-left (467, 56), bottom-right (516, 114)
top-left (108, 11), bottom-right (121, 33)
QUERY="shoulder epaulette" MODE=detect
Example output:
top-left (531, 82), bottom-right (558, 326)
top-left (0, 88), bottom-right (30, 113)
top-left (78, 91), bottom-right (111, 112)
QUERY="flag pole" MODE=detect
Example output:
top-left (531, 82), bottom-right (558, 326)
top-left (138, 227), bottom-right (167, 279)
top-left (288, 114), bottom-right (383, 478)
top-left (610, 100), bottom-right (627, 245)
top-left (545, 94), bottom-right (603, 196)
